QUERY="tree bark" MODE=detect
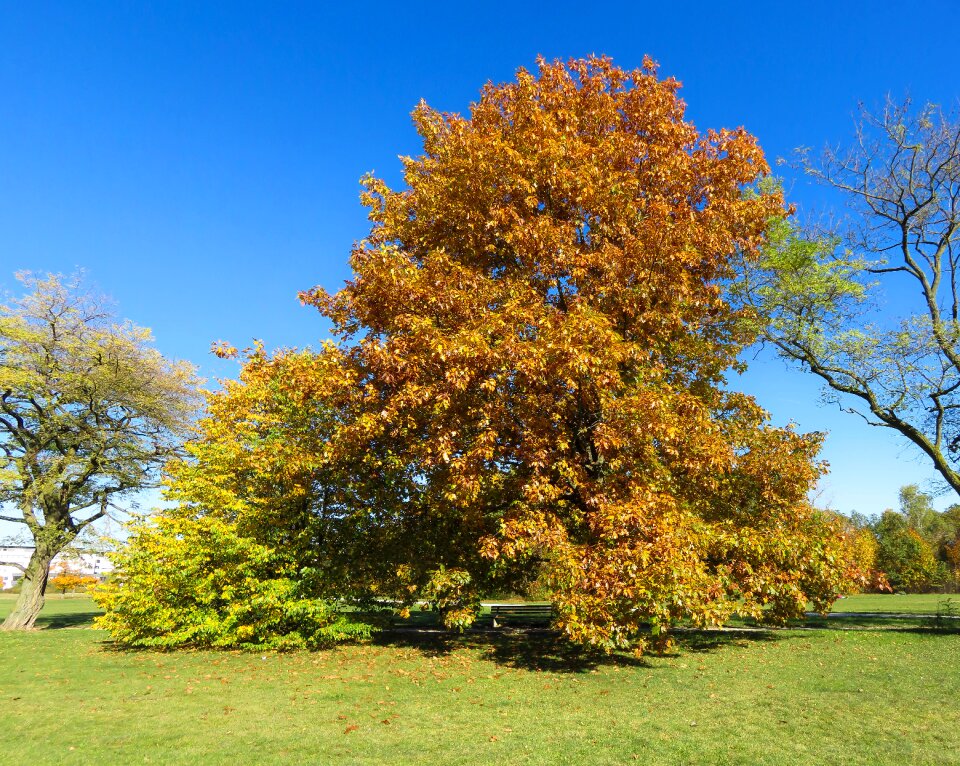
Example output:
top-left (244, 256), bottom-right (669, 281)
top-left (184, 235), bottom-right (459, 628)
top-left (1, 546), bottom-right (54, 630)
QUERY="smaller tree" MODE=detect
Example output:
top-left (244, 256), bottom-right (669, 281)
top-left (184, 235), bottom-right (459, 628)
top-left (945, 533), bottom-right (960, 581)
top-left (875, 511), bottom-right (941, 592)
top-left (95, 344), bottom-right (378, 650)
top-left (842, 517), bottom-right (890, 593)
top-left (94, 513), bottom-right (373, 650)
top-left (899, 485), bottom-right (952, 548)
top-left (49, 568), bottom-right (98, 597)
top-left (0, 272), bottom-right (201, 629)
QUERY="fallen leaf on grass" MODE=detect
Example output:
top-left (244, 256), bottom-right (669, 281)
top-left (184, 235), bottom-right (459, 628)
top-left (344, 725), bottom-right (359, 734)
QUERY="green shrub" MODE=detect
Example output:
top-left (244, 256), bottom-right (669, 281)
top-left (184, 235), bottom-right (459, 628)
top-left (94, 514), bottom-right (372, 650)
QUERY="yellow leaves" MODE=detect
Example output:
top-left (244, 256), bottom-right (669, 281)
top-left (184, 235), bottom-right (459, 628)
top-left (211, 341), bottom-right (239, 359)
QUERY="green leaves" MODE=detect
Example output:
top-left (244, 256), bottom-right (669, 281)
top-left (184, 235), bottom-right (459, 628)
top-left (736, 101), bottom-right (960, 496)
top-left (735, 215), bottom-right (869, 345)
top-left (94, 514), bottom-right (373, 650)
top-left (1, 272), bottom-right (202, 629)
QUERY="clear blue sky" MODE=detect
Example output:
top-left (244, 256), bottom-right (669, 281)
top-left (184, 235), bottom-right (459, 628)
top-left (2, 1), bottom-right (959, 518)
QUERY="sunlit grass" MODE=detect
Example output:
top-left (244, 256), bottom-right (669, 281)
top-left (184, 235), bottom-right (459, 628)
top-left (828, 593), bottom-right (957, 614)
top-left (1, 597), bottom-right (959, 764)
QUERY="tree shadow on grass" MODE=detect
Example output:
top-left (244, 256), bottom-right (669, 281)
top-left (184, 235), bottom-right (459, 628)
top-left (795, 615), bottom-right (960, 634)
top-left (35, 610), bottom-right (101, 630)
top-left (374, 623), bottom-right (790, 673)
top-left (674, 628), bottom-right (786, 653)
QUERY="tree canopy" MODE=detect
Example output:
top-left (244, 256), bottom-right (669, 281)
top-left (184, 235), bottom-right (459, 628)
top-left (848, 484), bottom-right (960, 592)
top-left (299, 57), bottom-right (857, 648)
top-left (0, 272), bottom-right (200, 629)
top-left (93, 344), bottom-right (386, 648)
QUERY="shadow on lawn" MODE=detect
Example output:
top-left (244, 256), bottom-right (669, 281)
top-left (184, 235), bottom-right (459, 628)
top-left (374, 623), bottom-right (788, 673)
top-left (35, 610), bottom-right (102, 630)
top-left (795, 615), bottom-right (960, 634)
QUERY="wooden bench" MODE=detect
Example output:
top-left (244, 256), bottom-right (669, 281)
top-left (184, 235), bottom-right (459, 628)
top-left (488, 603), bottom-right (553, 628)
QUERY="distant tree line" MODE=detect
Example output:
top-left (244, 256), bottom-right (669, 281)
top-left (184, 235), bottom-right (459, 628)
top-left (845, 485), bottom-right (960, 593)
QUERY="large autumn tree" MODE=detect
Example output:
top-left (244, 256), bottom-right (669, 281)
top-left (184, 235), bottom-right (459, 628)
top-left (97, 57), bottom-right (859, 653)
top-left (298, 57), bottom-right (858, 649)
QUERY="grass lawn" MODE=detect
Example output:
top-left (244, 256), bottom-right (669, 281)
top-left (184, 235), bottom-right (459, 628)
top-left (1, 597), bottom-right (959, 764)
top-left (828, 593), bottom-right (959, 614)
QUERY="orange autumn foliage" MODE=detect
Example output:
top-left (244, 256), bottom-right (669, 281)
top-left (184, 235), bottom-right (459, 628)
top-left (49, 569), bottom-right (98, 596)
top-left (292, 57), bottom-right (859, 649)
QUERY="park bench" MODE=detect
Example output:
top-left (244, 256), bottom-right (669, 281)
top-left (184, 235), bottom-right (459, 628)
top-left (488, 603), bottom-right (553, 628)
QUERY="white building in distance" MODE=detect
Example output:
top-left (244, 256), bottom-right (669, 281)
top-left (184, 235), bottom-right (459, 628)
top-left (0, 546), bottom-right (114, 590)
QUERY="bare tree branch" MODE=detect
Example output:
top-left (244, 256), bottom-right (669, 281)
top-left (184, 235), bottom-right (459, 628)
top-left (738, 98), bottom-right (960, 497)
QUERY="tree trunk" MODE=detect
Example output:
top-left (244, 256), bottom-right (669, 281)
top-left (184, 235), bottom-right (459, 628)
top-left (1, 546), bottom-right (54, 630)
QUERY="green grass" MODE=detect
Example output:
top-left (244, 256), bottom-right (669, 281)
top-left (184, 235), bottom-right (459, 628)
top-left (828, 593), bottom-right (958, 614)
top-left (1, 598), bottom-right (959, 764)
top-left (0, 592), bottom-right (103, 628)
